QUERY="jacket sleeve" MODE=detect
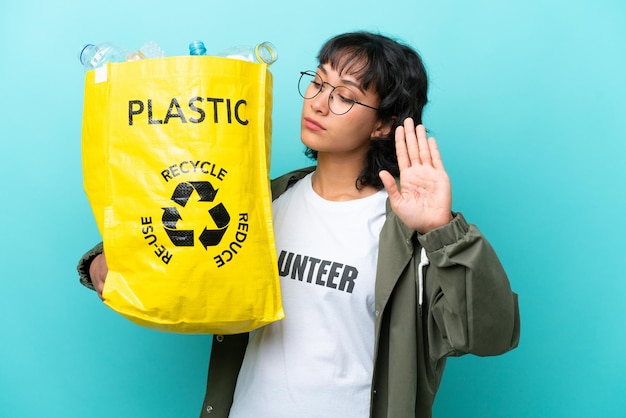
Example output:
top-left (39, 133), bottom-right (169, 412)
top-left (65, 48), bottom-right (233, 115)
top-left (76, 242), bottom-right (104, 291)
top-left (418, 213), bottom-right (520, 359)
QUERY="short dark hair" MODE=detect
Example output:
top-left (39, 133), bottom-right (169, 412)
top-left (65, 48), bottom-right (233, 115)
top-left (304, 31), bottom-right (429, 189)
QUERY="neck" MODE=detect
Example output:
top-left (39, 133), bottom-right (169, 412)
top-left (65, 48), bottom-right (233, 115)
top-left (312, 152), bottom-right (379, 201)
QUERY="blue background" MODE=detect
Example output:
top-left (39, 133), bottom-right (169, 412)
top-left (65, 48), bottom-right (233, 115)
top-left (1, 0), bottom-right (625, 417)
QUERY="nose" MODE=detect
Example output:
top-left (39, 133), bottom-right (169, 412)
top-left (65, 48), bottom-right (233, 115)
top-left (310, 85), bottom-right (331, 114)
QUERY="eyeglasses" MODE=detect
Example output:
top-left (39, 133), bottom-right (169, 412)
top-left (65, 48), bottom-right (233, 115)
top-left (298, 70), bottom-right (379, 115)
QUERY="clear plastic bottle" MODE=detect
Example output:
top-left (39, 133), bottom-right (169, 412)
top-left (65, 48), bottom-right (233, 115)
top-left (79, 41), bottom-right (165, 71)
top-left (219, 42), bottom-right (278, 65)
top-left (189, 41), bottom-right (278, 65)
top-left (137, 40), bottom-right (165, 59)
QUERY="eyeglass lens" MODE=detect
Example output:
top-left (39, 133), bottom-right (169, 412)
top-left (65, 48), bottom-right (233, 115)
top-left (298, 72), bottom-right (357, 115)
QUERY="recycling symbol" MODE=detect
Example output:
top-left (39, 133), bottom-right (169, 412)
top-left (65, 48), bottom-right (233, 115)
top-left (162, 181), bottom-right (230, 249)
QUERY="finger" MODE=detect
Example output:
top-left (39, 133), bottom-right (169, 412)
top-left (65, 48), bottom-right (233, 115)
top-left (427, 137), bottom-right (446, 170)
top-left (416, 124), bottom-right (432, 166)
top-left (95, 280), bottom-right (105, 300)
top-left (403, 118), bottom-right (421, 165)
top-left (394, 125), bottom-right (410, 172)
top-left (379, 170), bottom-right (400, 201)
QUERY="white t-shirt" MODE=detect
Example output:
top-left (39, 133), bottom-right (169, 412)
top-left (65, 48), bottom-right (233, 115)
top-left (229, 173), bottom-right (388, 418)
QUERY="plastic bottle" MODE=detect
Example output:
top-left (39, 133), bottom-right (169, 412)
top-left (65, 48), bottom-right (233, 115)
top-left (79, 40), bottom-right (165, 71)
top-left (189, 41), bottom-right (278, 65)
top-left (137, 40), bottom-right (165, 60)
top-left (219, 42), bottom-right (278, 65)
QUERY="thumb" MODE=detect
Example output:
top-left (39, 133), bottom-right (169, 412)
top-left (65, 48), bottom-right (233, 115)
top-left (379, 170), bottom-right (400, 201)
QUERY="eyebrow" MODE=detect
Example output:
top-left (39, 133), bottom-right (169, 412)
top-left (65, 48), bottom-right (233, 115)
top-left (317, 65), bottom-right (366, 94)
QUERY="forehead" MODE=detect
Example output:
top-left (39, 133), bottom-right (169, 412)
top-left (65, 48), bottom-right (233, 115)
top-left (317, 65), bottom-right (377, 99)
top-left (321, 48), bottom-right (371, 81)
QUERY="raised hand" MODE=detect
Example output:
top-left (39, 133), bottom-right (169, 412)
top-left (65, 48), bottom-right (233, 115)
top-left (379, 118), bottom-right (453, 234)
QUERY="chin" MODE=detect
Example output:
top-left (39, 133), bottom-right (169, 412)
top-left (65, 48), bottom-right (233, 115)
top-left (300, 130), bottom-right (321, 150)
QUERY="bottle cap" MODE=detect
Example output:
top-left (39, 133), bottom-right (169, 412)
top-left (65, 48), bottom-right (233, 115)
top-left (189, 40), bottom-right (207, 56)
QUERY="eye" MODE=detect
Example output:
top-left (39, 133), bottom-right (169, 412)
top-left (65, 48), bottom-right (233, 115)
top-left (306, 72), bottom-right (324, 89)
top-left (337, 93), bottom-right (354, 104)
top-left (332, 87), bottom-right (356, 104)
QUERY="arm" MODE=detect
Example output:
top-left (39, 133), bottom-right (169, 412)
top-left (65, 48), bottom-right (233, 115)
top-left (419, 213), bottom-right (520, 358)
top-left (380, 118), bottom-right (519, 358)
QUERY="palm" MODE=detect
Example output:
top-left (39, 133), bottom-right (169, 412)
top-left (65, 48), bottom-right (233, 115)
top-left (379, 119), bottom-right (452, 234)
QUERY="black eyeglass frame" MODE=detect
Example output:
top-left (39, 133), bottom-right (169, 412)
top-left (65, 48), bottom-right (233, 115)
top-left (298, 70), bottom-right (380, 115)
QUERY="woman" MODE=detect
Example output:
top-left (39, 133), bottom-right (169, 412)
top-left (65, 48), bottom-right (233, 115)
top-left (79, 31), bottom-right (520, 418)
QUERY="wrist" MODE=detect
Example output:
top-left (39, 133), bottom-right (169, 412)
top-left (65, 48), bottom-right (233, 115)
top-left (417, 212), bottom-right (454, 235)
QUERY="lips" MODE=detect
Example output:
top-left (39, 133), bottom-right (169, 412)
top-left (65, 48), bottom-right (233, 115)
top-left (303, 117), bottom-right (325, 131)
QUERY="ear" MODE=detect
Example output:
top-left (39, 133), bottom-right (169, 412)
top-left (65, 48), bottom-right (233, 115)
top-left (371, 116), bottom-right (397, 139)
